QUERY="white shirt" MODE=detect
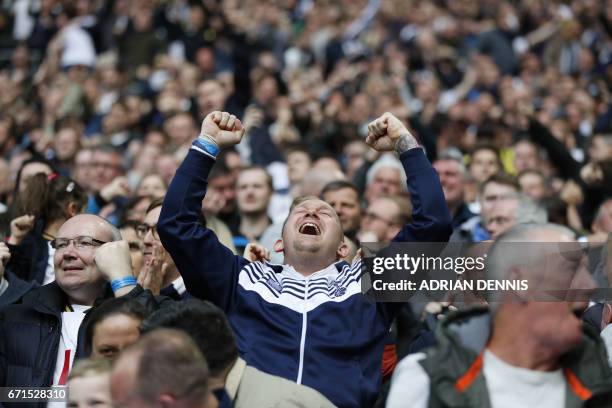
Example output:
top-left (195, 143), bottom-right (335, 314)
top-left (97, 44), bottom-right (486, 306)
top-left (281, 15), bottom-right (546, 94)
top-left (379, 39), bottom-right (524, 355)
top-left (51, 304), bottom-right (90, 385)
top-left (43, 242), bottom-right (56, 285)
top-left (387, 350), bottom-right (565, 408)
top-left (172, 276), bottom-right (186, 295)
top-left (601, 324), bottom-right (612, 368)
top-left (483, 350), bottom-right (565, 408)
top-left (48, 304), bottom-right (90, 408)
top-left (60, 24), bottom-right (96, 68)
top-left (12, 0), bottom-right (35, 40)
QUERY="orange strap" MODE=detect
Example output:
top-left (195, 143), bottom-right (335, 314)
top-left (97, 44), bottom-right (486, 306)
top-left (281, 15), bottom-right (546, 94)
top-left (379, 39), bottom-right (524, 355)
top-left (381, 344), bottom-right (398, 381)
top-left (454, 354), bottom-right (593, 401)
top-left (564, 368), bottom-right (593, 401)
top-left (455, 352), bottom-right (484, 393)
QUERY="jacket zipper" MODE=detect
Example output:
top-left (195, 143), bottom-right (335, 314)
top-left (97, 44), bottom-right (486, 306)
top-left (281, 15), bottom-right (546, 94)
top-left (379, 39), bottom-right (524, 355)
top-left (38, 319), bottom-right (60, 407)
top-left (296, 279), bottom-right (309, 384)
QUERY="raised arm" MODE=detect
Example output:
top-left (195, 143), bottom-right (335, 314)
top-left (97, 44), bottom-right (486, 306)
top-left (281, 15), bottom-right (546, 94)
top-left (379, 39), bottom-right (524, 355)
top-left (157, 112), bottom-right (250, 311)
top-left (366, 113), bottom-right (452, 243)
top-left (528, 118), bottom-right (581, 181)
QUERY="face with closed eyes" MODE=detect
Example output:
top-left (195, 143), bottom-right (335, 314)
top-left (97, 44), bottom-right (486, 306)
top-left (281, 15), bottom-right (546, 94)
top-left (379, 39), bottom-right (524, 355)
top-left (280, 198), bottom-right (346, 265)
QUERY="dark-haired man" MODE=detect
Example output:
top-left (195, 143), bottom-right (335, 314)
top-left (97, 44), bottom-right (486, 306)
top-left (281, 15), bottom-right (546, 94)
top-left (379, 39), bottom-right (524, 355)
top-left (142, 300), bottom-right (335, 407)
top-left (321, 180), bottom-right (362, 243)
top-left (433, 150), bottom-right (476, 229)
top-left (452, 173), bottom-right (520, 243)
top-left (111, 329), bottom-right (218, 408)
top-left (138, 198), bottom-right (188, 300)
top-left (233, 167), bottom-right (273, 254)
top-left (87, 146), bottom-right (129, 225)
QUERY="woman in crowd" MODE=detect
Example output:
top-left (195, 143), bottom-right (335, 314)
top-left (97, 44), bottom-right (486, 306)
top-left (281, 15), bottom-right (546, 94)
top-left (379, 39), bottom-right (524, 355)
top-left (6, 172), bottom-right (87, 284)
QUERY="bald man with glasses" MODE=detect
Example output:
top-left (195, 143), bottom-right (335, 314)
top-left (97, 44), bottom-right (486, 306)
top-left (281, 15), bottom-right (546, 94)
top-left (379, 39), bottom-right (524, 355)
top-left (0, 214), bottom-right (162, 394)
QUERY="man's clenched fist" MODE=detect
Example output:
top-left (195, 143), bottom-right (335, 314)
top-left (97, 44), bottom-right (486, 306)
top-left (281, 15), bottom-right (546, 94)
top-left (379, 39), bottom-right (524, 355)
top-left (366, 112), bottom-right (420, 153)
top-left (0, 242), bottom-right (10, 281)
top-left (94, 240), bottom-right (133, 281)
top-left (200, 111), bottom-right (245, 149)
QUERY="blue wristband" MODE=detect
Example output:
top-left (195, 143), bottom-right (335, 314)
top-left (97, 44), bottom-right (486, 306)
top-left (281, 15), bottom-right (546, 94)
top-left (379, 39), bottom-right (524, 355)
top-left (192, 137), bottom-right (219, 158)
top-left (111, 276), bottom-right (137, 293)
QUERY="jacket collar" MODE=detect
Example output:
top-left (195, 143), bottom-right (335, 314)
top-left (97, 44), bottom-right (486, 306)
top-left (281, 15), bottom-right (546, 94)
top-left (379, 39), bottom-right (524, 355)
top-left (22, 281), bottom-right (69, 316)
top-left (269, 260), bottom-right (349, 280)
top-left (22, 281), bottom-right (115, 316)
top-left (2, 272), bottom-right (37, 306)
top-left (453, 203), bottom-right (476, 228)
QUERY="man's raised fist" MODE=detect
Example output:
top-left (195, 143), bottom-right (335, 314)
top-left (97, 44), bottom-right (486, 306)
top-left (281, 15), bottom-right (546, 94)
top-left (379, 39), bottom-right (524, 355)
top-left (365, 112), bottom-right (420, 153)
top-left (200, 111), bottom-right (246, 149)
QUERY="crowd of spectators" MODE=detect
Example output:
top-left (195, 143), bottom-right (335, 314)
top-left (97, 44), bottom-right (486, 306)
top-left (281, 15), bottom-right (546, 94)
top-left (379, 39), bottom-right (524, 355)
top-left (0, 0), bottom-right (612, 407)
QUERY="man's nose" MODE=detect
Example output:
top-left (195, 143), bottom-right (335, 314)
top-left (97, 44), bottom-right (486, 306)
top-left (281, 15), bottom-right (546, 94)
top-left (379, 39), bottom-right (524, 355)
top-left (62, 246), bottom-right (78, 260)
top-left (143, 230), bottom-right (155, 243)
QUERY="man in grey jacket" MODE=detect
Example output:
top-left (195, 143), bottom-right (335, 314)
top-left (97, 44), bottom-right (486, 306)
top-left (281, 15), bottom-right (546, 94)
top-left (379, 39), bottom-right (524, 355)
top-left (388, 223), bottom-right (612, 407)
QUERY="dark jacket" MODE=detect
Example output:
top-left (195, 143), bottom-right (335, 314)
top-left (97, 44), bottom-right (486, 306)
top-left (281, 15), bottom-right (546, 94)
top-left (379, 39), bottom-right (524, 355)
top-left (449, 216), bottom-right (490, 244)
top-left (160, 282), bottom-right (193, 301)
top-left (0, 282), bottom-right (161, 408)
top-left (158, 147), bottom-right (452, 408)
top-left (0, 271), bottom-right (37, 307)
top-left (451, 203), bottom-right (476, 230)
top-left (583, 303), bottom-right (605, 333)
top-left (418, 307), bottom-right (612, 407)
top-left (6, 220), bottom-right (50, 284)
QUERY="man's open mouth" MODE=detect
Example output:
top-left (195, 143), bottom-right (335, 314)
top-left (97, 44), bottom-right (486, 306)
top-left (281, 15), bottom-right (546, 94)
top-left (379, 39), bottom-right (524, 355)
top-left (298, 222), bottom-right (321, 236)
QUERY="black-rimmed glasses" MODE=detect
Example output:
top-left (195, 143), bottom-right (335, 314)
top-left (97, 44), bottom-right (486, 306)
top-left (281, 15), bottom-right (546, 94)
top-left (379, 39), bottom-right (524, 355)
top-left (135, 224), bottom-right (159, 240)
top-left (50, 236), bottom-right (108, 250)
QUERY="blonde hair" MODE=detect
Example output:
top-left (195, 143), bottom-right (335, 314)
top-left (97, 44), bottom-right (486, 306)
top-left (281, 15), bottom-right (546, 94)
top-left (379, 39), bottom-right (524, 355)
top-left (68, 358), bottom-right (112, 381)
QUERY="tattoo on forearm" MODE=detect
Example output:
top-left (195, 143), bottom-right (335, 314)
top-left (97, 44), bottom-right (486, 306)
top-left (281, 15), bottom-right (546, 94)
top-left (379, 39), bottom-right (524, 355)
top-left (395, 133), bottom-right (421, 154)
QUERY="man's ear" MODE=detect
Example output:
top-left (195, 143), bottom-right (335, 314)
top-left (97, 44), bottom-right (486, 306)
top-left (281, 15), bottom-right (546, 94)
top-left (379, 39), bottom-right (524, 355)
top-left (273, 239), bottom-right (284, 253)
top-left (508, 266), bottom-right (530, 301)
top-left (336, 241), bottom-right (349, 260)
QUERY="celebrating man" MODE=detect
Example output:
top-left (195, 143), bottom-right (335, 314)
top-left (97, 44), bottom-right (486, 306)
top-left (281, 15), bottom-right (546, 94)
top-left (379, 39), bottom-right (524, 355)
top-left (158, 111), bottom-right (452, 407)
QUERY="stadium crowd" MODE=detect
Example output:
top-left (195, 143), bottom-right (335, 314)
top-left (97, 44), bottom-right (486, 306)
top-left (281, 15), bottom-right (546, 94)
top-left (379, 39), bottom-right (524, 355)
top-left (0, 0), bottom-right (612, 407)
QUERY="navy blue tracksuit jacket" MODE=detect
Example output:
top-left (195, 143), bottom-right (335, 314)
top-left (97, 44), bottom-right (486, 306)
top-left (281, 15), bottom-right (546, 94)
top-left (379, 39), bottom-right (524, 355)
top-left (158, 147), bottom-right (452, 408)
